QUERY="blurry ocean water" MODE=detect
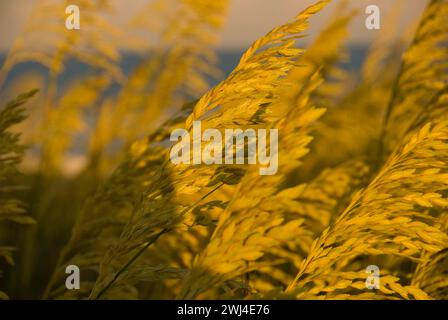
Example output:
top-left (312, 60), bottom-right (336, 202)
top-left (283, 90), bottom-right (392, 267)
top-left (0, 47), bottom-right (368, 167)
top-left (0, 46), bottom-right (368, 94)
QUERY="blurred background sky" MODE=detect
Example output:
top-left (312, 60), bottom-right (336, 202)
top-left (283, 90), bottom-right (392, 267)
top-left (0, 0), bottom-right (429, 52)
top-left (0, 0), bottom-right (433, 175)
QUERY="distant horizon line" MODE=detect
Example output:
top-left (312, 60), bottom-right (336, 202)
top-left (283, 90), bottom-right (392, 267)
top-left (0, 43), bottom-right (371, 57)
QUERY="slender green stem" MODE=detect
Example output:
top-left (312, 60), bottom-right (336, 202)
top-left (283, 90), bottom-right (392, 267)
top-left (91, 182), bottom-right (224, 299)
top-left (92, 228), bottom-right (168, 300)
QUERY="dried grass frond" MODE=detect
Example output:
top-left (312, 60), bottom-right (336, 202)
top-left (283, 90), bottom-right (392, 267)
top-left (0, 90), bottom-right (38, 299)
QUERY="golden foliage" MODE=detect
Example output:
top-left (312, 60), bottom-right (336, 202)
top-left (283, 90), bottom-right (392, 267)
top-left (0, 90), bottom-right (37, 299)
top-left (93, 0), bottom-right (229, 169)
top-left (43, 0), bottom-right (229, 299)
top-left (411, 214), bottom-right (448, 299)
top-left (0, 0), bottom-right (447, 301)
top-left (0, 0), bottom-right (124, 84)
top-left (381, 0), bottom-right (448, 156)
top-left (89, 1), bottom-right (330, 299)
top-left (288, 119), bottom-right (448, 299)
